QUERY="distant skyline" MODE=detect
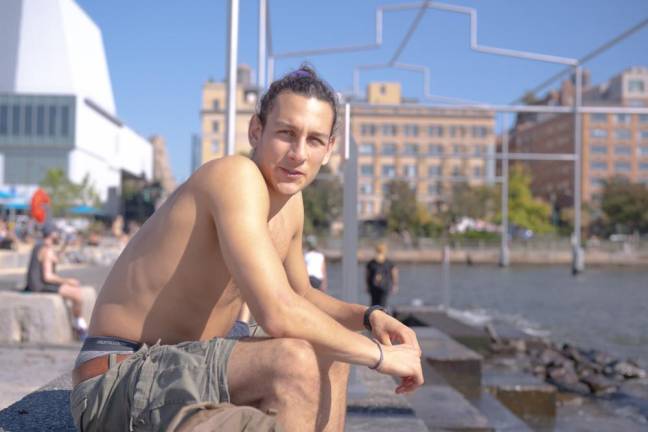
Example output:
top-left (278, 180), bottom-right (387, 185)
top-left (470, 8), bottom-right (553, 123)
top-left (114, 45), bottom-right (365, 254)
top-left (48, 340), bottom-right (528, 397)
top-left (76, 0), bottom-right (648, 182)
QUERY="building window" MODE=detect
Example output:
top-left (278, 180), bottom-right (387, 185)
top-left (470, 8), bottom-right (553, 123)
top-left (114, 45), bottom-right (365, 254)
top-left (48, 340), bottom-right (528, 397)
top-left (428, 125), bottom-right (444, 137)
top-left (380, 85), bottom-right (387, 95)
top-left (639, 114), bottom-right (648, 123)
top-left (590, 113), bottom-right (607, 123)
top-left (382, 124), bottom-right (397, 136)
top-left (473, 145), bottom-right (484, 156)
top-left (48, 106), bottom-right (57, 136)
top-left (640, 162), bottom-right (648, 171)
top-left (382, 143), bottom-right (397, 155)
top-left (24, 105), bottom-right (33, 135)
top-left (590, 145), bottom-right (607, 155)
top-left (614, 161), bottom-right (631, 172)
top-left (615, 129), bottom-right (632, 140)
top-left (590, 177), bottom-right (604, 188)
top-left (366, 201), bottom-right (374, 214)
top-left (628, 80), bottom-right (645, 93)
top-left (361, 124), bottom-right (376, 136)
top-left (640, 130), bottom-right (648, 141)
top-left (359, 143), bottom-right (375, 155)
top-left (36, 105), bottom-right (45, 136)
top-left (428, 165), bottom-right (440, 177)
top-left (590, 128), bottom-right (607, 138)
top-left (449, 126), bottom-right (457, 137)
top-left (473, 166), bottom-right (482, 177)
top-left (428, 144), bottom-right (443, 155)
top-left (452, 166), bottom-right (461, 177)
top-left (590, 161), bottom-right (608, 170)
top-left (0, 105), bottom-right (7, 135)
top-left (403, 165), bottom-right (417, 178)
top-left (360, 182), bottom-right (374, 195)
top-left (360, 164), bottom-right (374, 176)
top-left (212, 100), bottom-right (220, 110)
top-left (60, 106), bottom-right (69, 137)
top-left (211, 139), bottom-right (220, 153)
top-left (452, 144), bottom-right (464, 154)
top-left (212, 121), bottom-right (220, 133)
top-left (11, 105), bottom-right (20, 135)
top-left (614, 145), bottom-right (632, 156)
top-left (404, 143), bottom-right (419, 155)
top-left (615, 114), bottom-right (630, 124)
top-left (382, 165), bottom-right (396, 178)
top-left (403, 124), bottom-right (419, 136)
top-left (472, 126), bottom-right (488, 137)
top-left (639, 146), bottom-right (648, 156)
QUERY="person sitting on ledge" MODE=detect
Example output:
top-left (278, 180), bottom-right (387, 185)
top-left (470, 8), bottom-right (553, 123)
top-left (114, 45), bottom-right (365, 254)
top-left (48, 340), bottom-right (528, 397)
top-left (24, 222), bottom-right (88, 339)
top-left (70, 65), bottom-right (423, 432)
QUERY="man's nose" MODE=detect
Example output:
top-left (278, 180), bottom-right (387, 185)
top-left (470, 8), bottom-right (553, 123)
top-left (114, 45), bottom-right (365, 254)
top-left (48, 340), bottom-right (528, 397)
top-left (288, 137), bottom-right (307, 162)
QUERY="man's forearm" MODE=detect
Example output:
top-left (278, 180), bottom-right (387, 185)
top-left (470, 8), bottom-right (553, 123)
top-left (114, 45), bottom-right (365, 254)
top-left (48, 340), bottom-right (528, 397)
top-left (303, 287), bottom-right (366, 331)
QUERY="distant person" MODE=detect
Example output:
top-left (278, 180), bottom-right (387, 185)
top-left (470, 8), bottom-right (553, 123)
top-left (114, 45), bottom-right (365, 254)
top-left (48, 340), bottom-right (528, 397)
top-left (304, 235), bottom-right (327, 291)
top-left (24, 223), bottom-right (88, 339)
top-left (366, 242), bottom-right (399, 308)
top-left (0, 220), bottom-right (16, 250)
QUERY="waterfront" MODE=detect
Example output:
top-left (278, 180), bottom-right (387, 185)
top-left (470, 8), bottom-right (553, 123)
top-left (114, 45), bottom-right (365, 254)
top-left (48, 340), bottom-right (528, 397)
top-left (327, 263), bottom-right (648, 368)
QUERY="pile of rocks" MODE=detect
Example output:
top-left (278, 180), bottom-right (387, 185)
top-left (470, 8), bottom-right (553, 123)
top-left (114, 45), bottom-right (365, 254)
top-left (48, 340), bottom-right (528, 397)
top-left (525, 342), bottom-right (646, 396)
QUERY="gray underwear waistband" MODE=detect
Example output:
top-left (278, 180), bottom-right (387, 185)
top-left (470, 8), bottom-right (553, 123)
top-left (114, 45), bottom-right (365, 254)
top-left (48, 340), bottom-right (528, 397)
top-left (74, 336), bottom-right (142, 368)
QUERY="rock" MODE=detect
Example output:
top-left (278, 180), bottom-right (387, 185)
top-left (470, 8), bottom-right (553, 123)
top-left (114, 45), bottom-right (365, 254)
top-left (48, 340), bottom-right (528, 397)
top-left (0, 287), bottom-right (96, 344)
top-left (580, 371), bottom-right (618, 395)
top-left (614, 361), bottom-right (647, 380)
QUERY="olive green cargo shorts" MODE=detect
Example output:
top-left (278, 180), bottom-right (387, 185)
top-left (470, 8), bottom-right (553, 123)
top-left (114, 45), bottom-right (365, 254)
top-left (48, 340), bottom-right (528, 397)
top-left (70, 338), bottom-right (237, 431)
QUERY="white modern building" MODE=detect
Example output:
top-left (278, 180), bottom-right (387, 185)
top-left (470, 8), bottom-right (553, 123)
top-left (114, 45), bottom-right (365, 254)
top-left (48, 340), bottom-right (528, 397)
top-left (0, 0), bottom-right (153, 214)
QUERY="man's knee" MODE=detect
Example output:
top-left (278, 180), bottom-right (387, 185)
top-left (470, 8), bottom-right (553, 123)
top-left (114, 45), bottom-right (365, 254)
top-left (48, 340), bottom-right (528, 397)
top-left (272, 339), bottom-right (320, 397)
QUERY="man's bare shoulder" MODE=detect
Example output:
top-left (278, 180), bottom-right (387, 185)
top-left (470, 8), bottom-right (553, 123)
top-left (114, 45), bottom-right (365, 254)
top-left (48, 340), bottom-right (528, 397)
top-left (190, 155), bottom-right (270, 212)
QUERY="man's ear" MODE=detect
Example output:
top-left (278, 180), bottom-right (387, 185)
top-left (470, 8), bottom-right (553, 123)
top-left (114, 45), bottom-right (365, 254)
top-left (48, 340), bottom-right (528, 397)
top-left (248, 115), bottom-right (263, 150)
top-left (322, 136), bottom-right (336, 166)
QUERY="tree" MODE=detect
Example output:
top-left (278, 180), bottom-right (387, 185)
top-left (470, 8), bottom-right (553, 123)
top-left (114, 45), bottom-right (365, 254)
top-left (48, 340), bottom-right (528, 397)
top-left (600, 177), bottom-right (648, 234)
top-left (450, 183), bottom-right (499, 222)
top-left (302, 165), bottom-right (342, 235)
top-left (503, 165), bottom-right (554, 234)
top-left (39, 169), bottom-right (100, 217)
top-left (384, 179), bottom-right (440, 239)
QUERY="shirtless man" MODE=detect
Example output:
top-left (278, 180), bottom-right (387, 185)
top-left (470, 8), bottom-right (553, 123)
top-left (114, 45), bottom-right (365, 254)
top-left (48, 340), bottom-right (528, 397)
top-left (70, 66), bottom-right (423, 431)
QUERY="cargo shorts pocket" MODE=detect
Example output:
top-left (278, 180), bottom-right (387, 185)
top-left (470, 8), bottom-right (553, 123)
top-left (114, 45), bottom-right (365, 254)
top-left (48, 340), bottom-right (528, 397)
top-left (70, 390), bottom-right (88, 432)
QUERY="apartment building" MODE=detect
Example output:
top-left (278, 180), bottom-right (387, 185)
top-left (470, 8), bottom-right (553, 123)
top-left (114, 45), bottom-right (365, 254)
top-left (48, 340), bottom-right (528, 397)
top-left (510, 66), bottom-right (648, 207)
top-left (352, 82), bottom-right (496, 219)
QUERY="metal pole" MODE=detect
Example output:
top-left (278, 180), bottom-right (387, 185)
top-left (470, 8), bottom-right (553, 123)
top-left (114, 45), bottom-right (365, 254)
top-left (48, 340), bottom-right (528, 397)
top-left (225, 0), bottom-right (239, 156)
top-left (572, 66), bottom-right (585, 274)
top-left (257, 0), bottom-right (267, 89)
top-left (342, 103), bottom-right (358, 305)
top-left (499, 113), bottom-right (510, 267)
top-left (267, 57), bottom-right (275, 85)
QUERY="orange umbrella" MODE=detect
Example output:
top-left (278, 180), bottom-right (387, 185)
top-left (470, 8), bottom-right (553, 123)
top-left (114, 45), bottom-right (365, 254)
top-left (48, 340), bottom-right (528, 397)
top-left (30, 188), bottom-right (51, 223)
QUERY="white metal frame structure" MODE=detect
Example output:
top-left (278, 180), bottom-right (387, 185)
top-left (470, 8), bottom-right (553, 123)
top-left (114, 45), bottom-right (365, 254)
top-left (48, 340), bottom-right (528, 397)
top-left (225, 1), bottom-right (648, 291)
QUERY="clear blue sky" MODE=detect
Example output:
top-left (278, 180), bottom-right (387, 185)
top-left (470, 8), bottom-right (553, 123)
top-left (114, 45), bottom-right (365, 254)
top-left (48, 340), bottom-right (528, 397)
top-left (76, 0), bottom-right (648, 182)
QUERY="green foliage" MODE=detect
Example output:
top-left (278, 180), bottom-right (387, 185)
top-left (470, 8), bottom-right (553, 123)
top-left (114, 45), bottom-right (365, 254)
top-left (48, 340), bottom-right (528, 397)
top-left (451, 229), bottom-right (500, 241)
top-left (450, 184), bottom-right (499, 222)
top-left (384, 179), bottom-right (441, 238)
top-left (503, 165), bottom-right (554, 234)
top-left (39, 169), bottom-right (101, 217)
top-left (600, 177), bottom-right (648, 234)
top-left (302, 166), bottom-right (342, 235)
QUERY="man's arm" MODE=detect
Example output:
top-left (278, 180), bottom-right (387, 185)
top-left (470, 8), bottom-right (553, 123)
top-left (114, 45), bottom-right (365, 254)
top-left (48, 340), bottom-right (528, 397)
top-left (199, 157), bottom-right (422, 391)
top-left (41, 248), bottom-right (77, 286)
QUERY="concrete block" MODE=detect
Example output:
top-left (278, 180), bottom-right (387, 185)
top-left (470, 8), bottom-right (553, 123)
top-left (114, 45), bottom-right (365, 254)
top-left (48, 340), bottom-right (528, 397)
top-left (394, 306), bottom-right (492, 353)
top-left (414, 326), bottom-right (483, 398)
top-left (406, 384), bottom-right (492, 431)
top-left (470, 390), bottom-right (533, 432)
top-left (483, 370), bottom-right (556, 418)
top-left (0, 286), bottom-right (95, 344)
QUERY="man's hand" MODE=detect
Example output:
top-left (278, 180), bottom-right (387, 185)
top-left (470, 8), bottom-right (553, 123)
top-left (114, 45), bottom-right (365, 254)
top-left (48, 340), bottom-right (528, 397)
top-left (369, 310), bottom-right (424, 393)
top-left (376, 342), bottom-right (424, 394)
top-left (370, 310), bottom-right (420, 353)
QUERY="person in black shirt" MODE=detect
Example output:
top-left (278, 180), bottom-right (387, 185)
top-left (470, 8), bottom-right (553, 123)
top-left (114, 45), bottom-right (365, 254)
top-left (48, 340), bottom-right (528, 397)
top-left (365, 242), bottom-right (399, 307)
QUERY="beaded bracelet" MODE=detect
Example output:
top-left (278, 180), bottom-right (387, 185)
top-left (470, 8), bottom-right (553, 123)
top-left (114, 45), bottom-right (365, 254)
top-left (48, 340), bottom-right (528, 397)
top-left (368, 338), bottom-right (383, 370)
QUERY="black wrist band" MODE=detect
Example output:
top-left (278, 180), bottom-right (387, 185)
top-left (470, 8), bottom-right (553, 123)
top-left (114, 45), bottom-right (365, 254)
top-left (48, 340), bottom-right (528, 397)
top-left (368, 338), bottom-right (383, 370)
top-left (363, 305), bottom-right (386, 332)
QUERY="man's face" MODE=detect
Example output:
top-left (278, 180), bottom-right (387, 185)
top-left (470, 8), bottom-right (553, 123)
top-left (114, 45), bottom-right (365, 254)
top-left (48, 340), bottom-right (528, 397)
top-left (250, 92), bottom-right (335, 196)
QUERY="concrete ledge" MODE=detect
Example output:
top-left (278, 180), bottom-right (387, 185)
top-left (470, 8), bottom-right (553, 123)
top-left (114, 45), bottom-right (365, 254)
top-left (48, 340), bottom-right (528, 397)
top-left (483, 371), bottom-right (557, 418)
top-left (0, 287), bottom-right (95, 343)
top-left (406, 385), bottom-right (492, 432)
top-left (413, 326), bottom-right (483, 399)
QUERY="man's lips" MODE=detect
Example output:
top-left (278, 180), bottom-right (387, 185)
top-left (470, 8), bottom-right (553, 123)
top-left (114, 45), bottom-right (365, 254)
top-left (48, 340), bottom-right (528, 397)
top-left (279, 167), bottom-right (305, 177)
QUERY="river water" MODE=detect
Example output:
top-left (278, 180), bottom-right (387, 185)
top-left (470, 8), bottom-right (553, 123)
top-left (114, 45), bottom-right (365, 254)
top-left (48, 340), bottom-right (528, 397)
top-left (327, 263), bottom-right (648, 367)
